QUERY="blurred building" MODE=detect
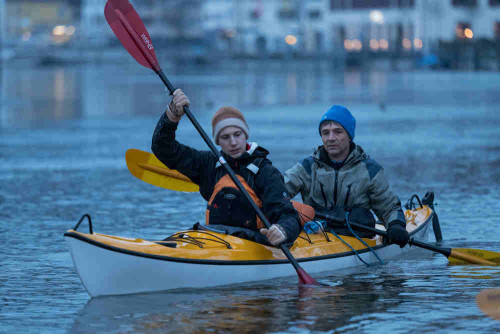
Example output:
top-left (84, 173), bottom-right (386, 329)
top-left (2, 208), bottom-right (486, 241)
top-left (1, 0), bottom-right (499, 65)
top-left (2, 0), bottom-right (80, 46)
top-left (201, 0), bottom-right (500, 57)
top-left (81, 0), bottom-right (202, 47)
top-left (201, 0), bottom-right (323, 57)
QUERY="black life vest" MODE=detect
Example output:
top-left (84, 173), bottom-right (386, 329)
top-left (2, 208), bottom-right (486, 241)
top-left (205, 158), bottom-right (265, 230)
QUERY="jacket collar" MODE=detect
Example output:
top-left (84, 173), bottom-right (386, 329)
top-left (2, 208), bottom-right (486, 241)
top-left (216, 142), bottom-right (268, 168)
top-left (312, 142), bottom-right (360, 170)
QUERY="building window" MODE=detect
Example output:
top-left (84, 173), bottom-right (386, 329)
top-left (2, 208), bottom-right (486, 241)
top-left (315, 31), bottom-right (324, 52)
top-left (456, 22), bottom-right (473, 39)
top-left (309, 10), bottom-right (321, 19)
top-left (330, 0), bottom-right (349, 10)
top-left (251, 6), bottom-right (262, 19)
top-left (352, 0), bottom-right (390, 9)
top-left (398, 0), bottom-right (415, 8)
top-left (452, 0), bottom-right (477, 7)
top-left (256, 36), bottom-right (267, 53)
top-left (338, 25), bottom-right (346, 43)
top-left (278, 8), bottom-right (298, 19)
top-left (330, 0), bottom-right (414, 9)
top-left (490, 0), bottom-right (500, 5)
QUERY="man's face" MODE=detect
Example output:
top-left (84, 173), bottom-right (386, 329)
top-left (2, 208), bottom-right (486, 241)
top-left (218, 126), bottom-right (247, 159)
top-left (320, 121), bottom-right (351, 161)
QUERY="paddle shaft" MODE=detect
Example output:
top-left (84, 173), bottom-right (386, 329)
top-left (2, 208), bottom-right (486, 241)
top-left (110, 2), bottom-right (316, 283)
top-left (315, 212), bottom-right (496, 266)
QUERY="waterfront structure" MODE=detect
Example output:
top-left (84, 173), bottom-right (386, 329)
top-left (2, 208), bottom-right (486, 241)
top-left (200, 0), bottom-right (324, 57)
top-left (2, 0), bottom-right (499, 60)
top-left (3, 0), bottom-right (79, 46)
top-left (81, 0), bottom-right (202, 47)
top-left (199, 0), bottom-right (500, 57)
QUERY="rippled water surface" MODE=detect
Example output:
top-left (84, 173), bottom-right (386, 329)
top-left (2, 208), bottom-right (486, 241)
top-left (1, 60), bottom-right (499, 333)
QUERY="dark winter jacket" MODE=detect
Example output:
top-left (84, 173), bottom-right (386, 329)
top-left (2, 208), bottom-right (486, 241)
top-left (284, 144), bottom-right (405, 228)
top-left (151, 113), bottom-right (301, 244)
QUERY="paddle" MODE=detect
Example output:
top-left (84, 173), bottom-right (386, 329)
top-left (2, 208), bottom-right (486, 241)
top-left (476, 289), bottom-right (500, 320)
top-left (315, 212), bottom-right (499, 266)
top-left (125, 149), bottom-right (500, 266)
top-left (105, 0), bottom-right (319, 285)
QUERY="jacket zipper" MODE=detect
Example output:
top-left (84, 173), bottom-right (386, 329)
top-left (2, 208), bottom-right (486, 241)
top-left (320, 183), bottom-right (327, 208)
top-left (333, 170), bottom-right (339, 206)
top-left (344, 184), bottom-right (352, 211)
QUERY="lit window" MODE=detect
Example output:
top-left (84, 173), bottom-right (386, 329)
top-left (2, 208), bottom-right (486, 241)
top-left (53, 25), bottom-right (66, 36)
top-left (464, 28), bottom-right (474, 39)
top-left (352, 39), bottom-right (362, 51)
top-left (456, 23), bottom-right (472, 39)
top-left (344, 39), bottom-right (353, 50)
top-left (285, 35), bottom-right (297, 45)
top-left (379, 39), bottom-right (389, 49)
top-left (402, 38), bottom-right (412, 49)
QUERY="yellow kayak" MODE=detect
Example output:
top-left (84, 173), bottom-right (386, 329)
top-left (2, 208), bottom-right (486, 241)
top-left (65, 205), bottom-right (433, 297)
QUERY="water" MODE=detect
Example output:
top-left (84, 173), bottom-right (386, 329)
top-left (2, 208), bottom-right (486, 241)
top-left (1, 59), bottom-right (499, 333)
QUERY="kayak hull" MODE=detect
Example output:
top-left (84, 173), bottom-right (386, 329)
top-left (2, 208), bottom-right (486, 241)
top-left (65, 206), bottom-right (433, 297)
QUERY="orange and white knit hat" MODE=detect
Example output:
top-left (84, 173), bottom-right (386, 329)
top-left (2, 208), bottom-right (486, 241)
top-left (211, 106), bottom-right (250, 144)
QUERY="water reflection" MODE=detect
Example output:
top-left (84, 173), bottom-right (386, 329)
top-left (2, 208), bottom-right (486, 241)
top-left (448, 266), bottom-right (500, 280)
top-left (70, 272), bottom-right (412, 333)
top-left (3, 60), bottom-right (500, 130)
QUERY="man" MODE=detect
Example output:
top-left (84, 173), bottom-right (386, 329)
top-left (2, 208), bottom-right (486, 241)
top-left (151, 89), bottom-right (301, 246)
top-left (284, 105), bottom-right (410, 247)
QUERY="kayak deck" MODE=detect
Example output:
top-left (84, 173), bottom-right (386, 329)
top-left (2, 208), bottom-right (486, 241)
top-left (65, 205), bottom-right (432, 263)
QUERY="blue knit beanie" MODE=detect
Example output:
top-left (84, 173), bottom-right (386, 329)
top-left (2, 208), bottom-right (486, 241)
top-left (318, 105), bottom-right (356, 140)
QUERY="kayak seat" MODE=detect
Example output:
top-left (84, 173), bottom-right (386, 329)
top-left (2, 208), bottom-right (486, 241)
top-left (154, 241), bottom-right (177, 248)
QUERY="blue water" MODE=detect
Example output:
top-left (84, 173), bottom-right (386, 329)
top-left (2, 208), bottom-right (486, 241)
top-left (1, 59), bottom-right (499, 333)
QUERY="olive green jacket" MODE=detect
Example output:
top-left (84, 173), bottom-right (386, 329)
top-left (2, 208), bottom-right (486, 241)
top-left (284, 144), bottom-right (405, 227)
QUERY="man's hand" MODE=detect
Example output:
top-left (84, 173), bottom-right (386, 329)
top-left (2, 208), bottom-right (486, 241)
top-left (384, 221), bottom-right (410, 248)
top-left (165, 89), bottom-right (190, 122)
top-left (260, 224), bottom-right (287, 246)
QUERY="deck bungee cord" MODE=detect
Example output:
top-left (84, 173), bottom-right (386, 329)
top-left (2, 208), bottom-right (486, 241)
top-left (344, 212), bottom-right (384, 266)
top-left (296, 211), bottom-right (331, 244)
top-left (164, 230), bottom-right (232, 249)
top-left (297, 210), bottom-right (383, 267)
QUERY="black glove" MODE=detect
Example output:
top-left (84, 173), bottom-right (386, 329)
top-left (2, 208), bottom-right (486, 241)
top-left (318, 206), bottom-right (346, 227)
top-left (385, 221), bottom-right (410, 248)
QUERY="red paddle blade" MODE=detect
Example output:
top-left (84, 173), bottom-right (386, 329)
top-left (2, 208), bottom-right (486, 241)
top-left (104, 0), bottom-right (159, 71)
top-left (297, 268), bottom-right (321, 285)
